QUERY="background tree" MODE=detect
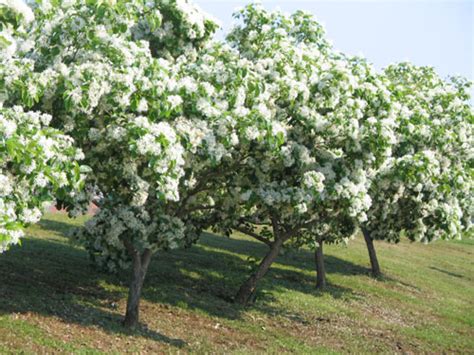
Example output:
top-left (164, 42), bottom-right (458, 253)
top-left (296, 55), bottom-right (398, 289)
top-left (212, 4), bottom-right (398, 303)
top-left (362, 63), bottom-right (473, 277)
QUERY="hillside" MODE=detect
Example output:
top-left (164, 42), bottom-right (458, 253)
top-left (0, 212), bottom-right (473, 353)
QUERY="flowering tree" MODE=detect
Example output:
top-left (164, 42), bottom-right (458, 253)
top-left (0, 1), bottom-right (84, 253)
top-left (293, 56), bottom-right (399, 289)
top-left (361, 63), bottom-right (473, 276)
top-left (208, 4), bottom-right (399, 303)
top-left (1, 0), bottom-right (226, 328)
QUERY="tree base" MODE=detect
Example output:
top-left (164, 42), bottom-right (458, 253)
top-left (123, 317), bottom-right (139, 329)
top-left (235, 238), bottom-right (285, 305)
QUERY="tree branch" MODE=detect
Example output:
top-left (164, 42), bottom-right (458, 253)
top-left (234, 226), bottom-right (273, 246)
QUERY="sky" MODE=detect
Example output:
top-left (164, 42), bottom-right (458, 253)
top-left (194, 0), bottom-right (474, 85)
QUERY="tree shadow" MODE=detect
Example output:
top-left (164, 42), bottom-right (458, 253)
top-left (0, 235), bottom-right (186, 348)
top-left (38, 218), bottom-right (81, 234)
top-left (429, 266), bottom-right (466, 279)
top-left (204, 233), bottom-right (372, 275)
top-left (140, 232), bottom-right (365, 320)
top-left (0, 217), bottom-right (366, 336)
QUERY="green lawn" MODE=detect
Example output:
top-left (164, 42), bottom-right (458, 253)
top-left (0, 212), bottom-right (473, 353)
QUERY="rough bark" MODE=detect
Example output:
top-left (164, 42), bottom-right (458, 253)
top-left (123, 248), bottom-right (152, 328)
top-left (315, 239), bottom-right (326, 289)
top-left (235, 237), bottom-right (284, 305)
top-left (362, 227), bottom-right (381, 277)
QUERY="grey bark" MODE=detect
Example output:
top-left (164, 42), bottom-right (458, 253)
top-left (235, 238), bottom-right (284, 305)
top-left (362, 227), bottom-right (381, 277)
top-left (123, 248), bottom-right (152, 328)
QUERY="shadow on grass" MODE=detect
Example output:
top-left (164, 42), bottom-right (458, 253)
top-left (429, 266), bottom-right (465, 279)
top-left (37, 218), bottom-right (81, 234)
top-left (0, 234), bottom-right (186, 348)
top-left (204, 233), bottom-right (372, 276)
top-left (0, 217), bottom-right (365, 338)
top-left (141, 232), bottom-right (363, 319)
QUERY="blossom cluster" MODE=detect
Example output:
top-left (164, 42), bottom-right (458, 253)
top-left (365, 63), bottom-right (473, 243)
top-left (72, 202), bottom-right (193, 272)
top-left (0, 106), bottom-right (84, 252)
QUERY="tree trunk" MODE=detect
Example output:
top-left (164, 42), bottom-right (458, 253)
top-left (123, 249), bottom-right (152, 328)
top-left (315, 239), bottom-right (326, 289)
top-left (235, 238), bottom-right (284, 305)
top-left (362, 227), bottom-right (381, 277)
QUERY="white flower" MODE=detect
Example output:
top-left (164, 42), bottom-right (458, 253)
top-left (271, 122), bottom-right (286, 137)
top-left (107, 126), bottom-right (126, 140)
top-left (34, 173), bottom-right (49, 188)
top-left (240, 190), bottom-right (252, 202)
top-left (245, 126), bottom-right (260, 140)
top-left (0, 174), bottom-right (13, 196)
top-left (0, 0), bottom-right (34, 23)
top-left (0, 115), bottom-right (17, 138)
top-left (21, 207), bottom-right (42, 224)
top-left (303, 171), bottom-right (325, 192)
top-left (137, 98), bottom-right (149, 112)
top-left (230, 132), bottom-right (239, 146)
top-left (136, 134), bottom-right (161, 155)
top-left (261, 24), bottom-right (271, 33)
top-left (153, 122), bottom-right (176, 143)
top-left (295, 203), bottom-right (308, 213)
top-left (167, 95), bottom-right (183, 109)
top-left (234, 106), bottom-right (250, 118)
top-left (367, 117), bottom-right (377, 125)
top-left (257, 103), bottom-right (272, 120)
top-left (179, 77), bottom-right (198, 93)
top-left (37, 136), bottom-right (55, 160)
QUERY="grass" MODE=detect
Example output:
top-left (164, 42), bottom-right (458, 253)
top-left (0, 212), bottom-right (473, 353)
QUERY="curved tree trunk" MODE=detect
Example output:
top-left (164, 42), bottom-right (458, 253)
top-left (235, 238), bottom-right (284, 305)
top-left (315, 239), bottom-right (326, 289)
top-left (123, 248), bottom-right (152, 328)
top-left (362, 227), bottom-right (381, 277)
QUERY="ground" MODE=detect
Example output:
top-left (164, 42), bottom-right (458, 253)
top-left (0, 212), bottom-right (473, 353)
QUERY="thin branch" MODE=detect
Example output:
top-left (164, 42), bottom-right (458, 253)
top-left (234, 226), bottom-right (273, 246)
top-left (239, 217), bottom-right (271, 226)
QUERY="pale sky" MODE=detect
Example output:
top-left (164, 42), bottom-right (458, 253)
top-left (195, 0), bottom-right (473, 87)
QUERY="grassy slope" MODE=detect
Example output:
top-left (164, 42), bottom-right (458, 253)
top-left (0, 212), bottom-right (473, 354)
